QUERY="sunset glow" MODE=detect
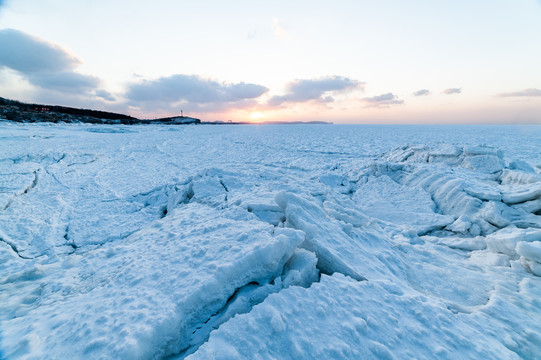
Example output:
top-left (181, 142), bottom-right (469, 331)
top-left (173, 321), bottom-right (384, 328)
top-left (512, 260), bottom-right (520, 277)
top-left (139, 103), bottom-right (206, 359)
top-left (249, 112), bottom-right (266, 121)
top-left (0, 0), bottom-right (540, 123)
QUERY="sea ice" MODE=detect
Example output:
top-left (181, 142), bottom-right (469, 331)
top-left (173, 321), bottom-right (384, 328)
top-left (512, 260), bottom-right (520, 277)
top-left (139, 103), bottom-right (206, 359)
top-left (1, 123), bottom-right (540, 359)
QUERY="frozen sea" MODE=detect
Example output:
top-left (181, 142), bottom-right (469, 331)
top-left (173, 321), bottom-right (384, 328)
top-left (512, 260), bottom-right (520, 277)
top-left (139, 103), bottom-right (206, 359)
top-left (1, 122), bottom-right (541, 359)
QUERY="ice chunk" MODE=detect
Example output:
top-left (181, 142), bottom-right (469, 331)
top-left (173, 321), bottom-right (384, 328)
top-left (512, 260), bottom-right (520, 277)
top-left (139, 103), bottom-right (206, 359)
top-left (500, 169), bottom-right (541, 185)
top-left (276, 191), bottom-right (405, 282)
top-left (512, 198), bottom-right (541, 214)
top-left (0, 203), bottom-right (304, 359)
top-left (191, 175), bottom-right (228, 205)
top-left (281, 249), bottom-right (319, 288)
top-left (404, 168), bottom-right (477, 216)
top-left (384, 145), bottom-right (424, 163)
top-left (462, 155), bottom-right (504, 174)
top-left (479, 201), bottom-right (511, 228)
top-left (385, 144), bottom-right (462, 165)
top-left (516, 241), bottom-right (541, 264)
top-left (475, 200), bottom-right (541, 229)
top-left (166, 182), bottom-right (194, 213)
top-left (485, 227), bottom-right (541, 258)
top-left (446, 216), bottom-right (472, 234)
top-left (463, 180), bottom-right (502, 201)
top-left (525, 259), bottom-right (541, 276)
top-left (501, 183), bottom-right (541, 204)
top-left (276, 192), bottom-right (367, 281)
top-left (432, 236), bottom-right (486, 251)
top-left (508, 160), bottom-right (536, 173)
top-left (244, 202), bottom-right (284, 226)
top-left (469, 250), bottom-right (510, 267)
top-left (463, 146), bottom-right (503, 157)
top-left (319, 173), bottom-right (345, 187)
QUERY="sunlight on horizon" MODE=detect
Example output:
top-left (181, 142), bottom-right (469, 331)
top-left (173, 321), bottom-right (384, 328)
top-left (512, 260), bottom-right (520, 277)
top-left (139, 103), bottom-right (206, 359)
top-left (0, 0), bottom-right (540, 123)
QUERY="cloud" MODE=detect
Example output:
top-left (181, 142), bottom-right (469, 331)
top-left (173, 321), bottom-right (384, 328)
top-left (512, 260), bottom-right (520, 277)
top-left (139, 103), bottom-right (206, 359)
top-left (125, 74), bottom-right (269, 112)
top-left (0, 28), bottom-right (108, 98)
top-left (413, 89), bottom-right (430, 96)
top-left (0, 28), bottom-right (81, 74)
top-left (495, 88), bottom-right (541, 97)
top-left (268, 76), bottom-right (364, 107)
top-left (442, 88), bottom-right (462, 95)
top-left (30, 72), bottom-right (100, 92)
top-left (360, 93), bottom-right (404, 108)
top-left (94, 89), bottom-right (116, 102)
top-left (272, 18), bottom-right (289, 40)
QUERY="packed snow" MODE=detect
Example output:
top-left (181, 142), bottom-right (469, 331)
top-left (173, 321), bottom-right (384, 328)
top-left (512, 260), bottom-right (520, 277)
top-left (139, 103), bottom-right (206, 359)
top-left (0, 123), bottom-right (540, 359)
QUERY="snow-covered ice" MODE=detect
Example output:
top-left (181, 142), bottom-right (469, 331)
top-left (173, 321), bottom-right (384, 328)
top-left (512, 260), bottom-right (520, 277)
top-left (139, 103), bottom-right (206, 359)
top-left (0, 123), bottom-right (540, 359)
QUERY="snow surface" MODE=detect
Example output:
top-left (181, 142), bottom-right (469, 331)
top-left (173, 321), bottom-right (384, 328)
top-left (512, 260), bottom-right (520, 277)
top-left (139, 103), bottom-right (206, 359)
top-left (0, 123), bottom-right (540, 359)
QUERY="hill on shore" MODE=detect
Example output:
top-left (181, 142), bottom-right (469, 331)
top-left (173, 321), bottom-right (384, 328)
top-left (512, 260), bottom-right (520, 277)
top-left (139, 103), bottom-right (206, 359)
top-left (0, 97), bottom-right (200, 125)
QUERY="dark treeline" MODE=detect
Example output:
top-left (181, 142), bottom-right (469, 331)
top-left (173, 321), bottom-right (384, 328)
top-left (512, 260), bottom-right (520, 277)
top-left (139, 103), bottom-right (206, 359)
top-left (0, 97), bottom-right (135, 120)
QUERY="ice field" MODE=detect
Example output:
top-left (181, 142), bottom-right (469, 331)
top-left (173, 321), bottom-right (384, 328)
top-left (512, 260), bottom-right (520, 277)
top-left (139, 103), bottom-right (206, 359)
top-left (1, 123), bottom-right (540, 359)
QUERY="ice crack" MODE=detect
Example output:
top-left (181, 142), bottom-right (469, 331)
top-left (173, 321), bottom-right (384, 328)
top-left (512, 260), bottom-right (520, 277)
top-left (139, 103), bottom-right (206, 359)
top-left (170, 248), bottom-right (320, 359)
top-left (22, 169), bottom-right (39, 195)
top-left (0, 235), bottom-right (33, 260)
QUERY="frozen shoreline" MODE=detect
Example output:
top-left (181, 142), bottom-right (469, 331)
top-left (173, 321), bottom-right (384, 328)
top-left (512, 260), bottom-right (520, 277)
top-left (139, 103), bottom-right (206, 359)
top-left (1, 123), bottom-right (540, 359)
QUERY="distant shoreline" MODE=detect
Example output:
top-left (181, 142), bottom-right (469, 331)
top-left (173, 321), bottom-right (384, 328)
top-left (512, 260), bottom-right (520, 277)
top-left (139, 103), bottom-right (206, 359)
top-left (0, 96), bottom-right (332, 125)
top-left (201, 120), bottom-right (332, 125)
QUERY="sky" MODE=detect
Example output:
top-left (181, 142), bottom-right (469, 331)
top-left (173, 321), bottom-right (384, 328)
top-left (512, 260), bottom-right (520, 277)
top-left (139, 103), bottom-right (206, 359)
top-left (0, 0), bottom-right (541, 124)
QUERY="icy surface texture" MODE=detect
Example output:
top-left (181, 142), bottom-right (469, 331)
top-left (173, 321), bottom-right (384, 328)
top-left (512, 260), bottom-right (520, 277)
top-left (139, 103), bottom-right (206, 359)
top-left (1, 123), bottom-right (540, 359)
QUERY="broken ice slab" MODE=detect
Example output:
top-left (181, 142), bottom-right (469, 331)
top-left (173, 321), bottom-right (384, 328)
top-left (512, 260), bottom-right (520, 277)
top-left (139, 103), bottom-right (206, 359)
top-left (0, 203), bottom-right (305, 359)
top-left (276, 191), bottom-right (406, 282)
top-left (485, 227), bottom-right (541, 259)
top-left (187, 273), bottom-right (519, 360)
top-left (500, 183), bottom-right (541, 205)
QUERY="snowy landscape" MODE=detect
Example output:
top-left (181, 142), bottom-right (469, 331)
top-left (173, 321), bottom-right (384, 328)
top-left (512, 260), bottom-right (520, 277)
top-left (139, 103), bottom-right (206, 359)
top-left (1, 122), bottom-right (541, 359)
